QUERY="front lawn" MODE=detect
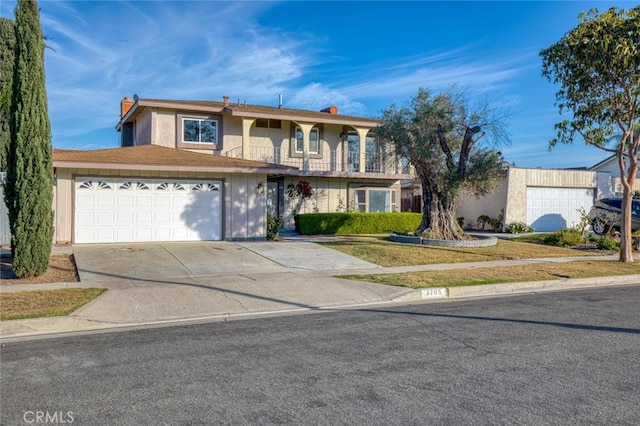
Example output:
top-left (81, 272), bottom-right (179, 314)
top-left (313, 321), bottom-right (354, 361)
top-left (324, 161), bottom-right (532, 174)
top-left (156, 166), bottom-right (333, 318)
top-left (0, 288), bottom-right (106, 320)
top-left (321, 237), bottom-right (599, 267)
top-left (339, 260), bottom-right (640, 288)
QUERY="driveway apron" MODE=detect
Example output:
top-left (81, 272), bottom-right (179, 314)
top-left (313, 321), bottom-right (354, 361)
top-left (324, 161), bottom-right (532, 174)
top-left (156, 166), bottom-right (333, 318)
top-left (72, 242), bottom-right (289, 282)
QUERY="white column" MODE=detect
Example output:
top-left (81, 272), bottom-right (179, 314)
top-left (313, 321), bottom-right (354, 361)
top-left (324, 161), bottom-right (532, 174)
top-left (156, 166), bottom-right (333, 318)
top-left (296, 122), bottom-right (316, 171)
top-left (355, 127), bottom-right (371, 173)
top-left (241, 118), bottom-right (255, 159)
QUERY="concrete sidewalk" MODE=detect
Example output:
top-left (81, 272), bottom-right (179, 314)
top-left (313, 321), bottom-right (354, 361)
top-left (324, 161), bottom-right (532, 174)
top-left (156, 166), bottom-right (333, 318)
top-left (1, 240), bottom-right (638, 341)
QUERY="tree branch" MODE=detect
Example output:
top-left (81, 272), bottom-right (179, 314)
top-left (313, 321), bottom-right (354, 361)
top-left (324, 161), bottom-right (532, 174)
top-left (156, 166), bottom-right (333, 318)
top-left (436, 124), bottom-right (454, 171)
top-left (458, 125), bottom-right (481, 177)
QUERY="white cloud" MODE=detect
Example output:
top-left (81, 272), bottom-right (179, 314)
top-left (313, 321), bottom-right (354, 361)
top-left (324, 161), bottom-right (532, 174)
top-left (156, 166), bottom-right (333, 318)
top-left (287, 83), bottom-right (366, 115)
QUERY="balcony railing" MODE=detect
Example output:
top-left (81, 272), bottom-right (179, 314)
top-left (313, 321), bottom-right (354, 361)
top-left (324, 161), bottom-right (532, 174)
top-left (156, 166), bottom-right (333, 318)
top-left (222, 146), bottom-right (408, 175)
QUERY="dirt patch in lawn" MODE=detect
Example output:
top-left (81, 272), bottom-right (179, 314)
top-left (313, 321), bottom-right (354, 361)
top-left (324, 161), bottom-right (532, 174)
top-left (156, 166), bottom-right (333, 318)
top-left (0, 254), bottom-right (79, 284)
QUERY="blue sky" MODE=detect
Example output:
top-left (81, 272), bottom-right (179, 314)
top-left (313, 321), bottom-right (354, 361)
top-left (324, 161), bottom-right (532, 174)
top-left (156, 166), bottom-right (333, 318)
top-left (0, 0), bottom-right (635, 168)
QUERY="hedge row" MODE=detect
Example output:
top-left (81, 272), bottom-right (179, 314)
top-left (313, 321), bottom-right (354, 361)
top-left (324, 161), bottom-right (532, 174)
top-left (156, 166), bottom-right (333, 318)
top-left (294, 212), bottom-right (422, 235)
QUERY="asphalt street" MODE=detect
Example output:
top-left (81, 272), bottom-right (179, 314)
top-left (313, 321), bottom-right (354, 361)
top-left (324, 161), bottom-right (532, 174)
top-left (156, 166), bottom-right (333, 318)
top-left (1, 285), bottom-right (639, 425)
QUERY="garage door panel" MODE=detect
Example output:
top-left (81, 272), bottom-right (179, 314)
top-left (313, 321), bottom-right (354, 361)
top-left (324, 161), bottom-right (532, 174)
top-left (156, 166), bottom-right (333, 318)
top-left (76, 211), bottom-right (94, 226)
top-left (116, 195), bottom-right (134, 208)
top-left (155, 195), bottom-right (172, 209)
top-left (76, 195), bottom-right (94, 209)
top-left (95, 195), bottom-right (114, 209)
top-left (527, 187), bottom-right (594, 232)
top-left (135, 228), bottom-right (153, 241)
top-left (114, 228), bottom-right (133, 241)
top-left (96, 228), bottom-right (115, 241)
top-left (96, 212), bottom-right (115, 225)
top-left (135, 211), bottom-right (153, 224)
top-left (135, 196), bottom-right (153, 208)
top-left (74, 178), bottom-right (222, 243)
top-left (116, 211), bottom-right (134, 224)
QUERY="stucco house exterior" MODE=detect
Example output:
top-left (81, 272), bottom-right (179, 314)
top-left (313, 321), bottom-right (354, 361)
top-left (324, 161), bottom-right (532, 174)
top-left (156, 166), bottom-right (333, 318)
top-left (588, 154), bottom-right (634, 197)
top-left (50, 96), bottom-right (412, 244)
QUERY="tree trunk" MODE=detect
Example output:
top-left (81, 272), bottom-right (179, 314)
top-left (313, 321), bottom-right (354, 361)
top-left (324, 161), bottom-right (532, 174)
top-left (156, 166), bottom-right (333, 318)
top-left (417, 175), bottom-right (463, 240)
top-left (617, 148), bottom-right (636, 262)
top-left (619, 190), bottom-right (633, 262)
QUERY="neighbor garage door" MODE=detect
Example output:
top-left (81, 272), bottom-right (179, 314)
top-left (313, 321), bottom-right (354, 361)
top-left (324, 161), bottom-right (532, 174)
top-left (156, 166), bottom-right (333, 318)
top-left (74, 178), bottom-right (222, 243)
top-left (526, 187), bottom-right (594, 232)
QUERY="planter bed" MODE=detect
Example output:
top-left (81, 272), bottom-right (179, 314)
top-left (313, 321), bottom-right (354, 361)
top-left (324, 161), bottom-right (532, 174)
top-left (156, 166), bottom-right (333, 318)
top-left (390, 234), bottom-right (498, 247)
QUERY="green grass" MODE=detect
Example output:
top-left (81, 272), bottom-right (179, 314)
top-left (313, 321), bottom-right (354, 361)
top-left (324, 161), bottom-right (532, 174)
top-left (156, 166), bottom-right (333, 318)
top-left (321, 236), bottom-right (596, 267)
top-left (0, 288), bottom-right (106, 320)
top-left (339, 260), bottom-right (640, 289)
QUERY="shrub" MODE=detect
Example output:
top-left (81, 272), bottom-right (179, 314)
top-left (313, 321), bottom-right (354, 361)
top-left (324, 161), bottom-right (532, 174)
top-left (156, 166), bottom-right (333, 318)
top-left (476, 215), bottom-right (491, 230)
top-left (505, 222), bottom-right (534, 234)
top-left (295, 212), bottom-right (422, 235)
top-left (543, 228), bottom-right (584, 247)
top-left (597, 236), bottom-right (620, 251)
top-left (266, 214), bottom-right (283, 240)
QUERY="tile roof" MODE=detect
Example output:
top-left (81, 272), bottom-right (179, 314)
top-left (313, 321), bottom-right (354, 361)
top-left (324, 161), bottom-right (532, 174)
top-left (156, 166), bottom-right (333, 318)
top-left (53, 145), bottom-right (297, 170)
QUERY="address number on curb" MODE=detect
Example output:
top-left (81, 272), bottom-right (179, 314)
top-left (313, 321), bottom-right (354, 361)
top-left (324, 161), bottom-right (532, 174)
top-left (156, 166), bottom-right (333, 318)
top-left (421, 288), bottom-right (447, 299)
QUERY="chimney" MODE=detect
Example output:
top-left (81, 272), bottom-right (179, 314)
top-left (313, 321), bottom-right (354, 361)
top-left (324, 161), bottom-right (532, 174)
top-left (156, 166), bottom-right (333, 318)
top-left (278, 94), bottom-right (283, 109)
top-left (223, 95), bottom-right (229, 107)
top-left (320, 105), bottom-right (339, 114)
top-left (121, 96), bottom-right (134, 118)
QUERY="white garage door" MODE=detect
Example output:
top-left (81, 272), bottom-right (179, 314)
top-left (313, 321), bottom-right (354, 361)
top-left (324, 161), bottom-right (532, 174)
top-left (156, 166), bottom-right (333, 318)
top-left (74, 178), bottom-right (222, 243)
top-left (526, 187), bottom-right (594, 232)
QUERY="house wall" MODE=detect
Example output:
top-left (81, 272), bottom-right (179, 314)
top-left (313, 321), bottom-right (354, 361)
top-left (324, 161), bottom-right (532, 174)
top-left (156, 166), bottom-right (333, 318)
top-left (54, 167), bottom-right (266, 243)
top-left (280, 177), bottom-right (401, 229)
top-left (135, 109), bottom-right (152, 145)
top-left (592, 158), bottom-right (640, 196)
top-left (153, 109), bottom-right (176, 147)
top-left (131, 110), bottom-right (393, 174)
top-left (456, 179), bottom-right (508, 229)
top-left (596, 159), bottom-right (622, 176)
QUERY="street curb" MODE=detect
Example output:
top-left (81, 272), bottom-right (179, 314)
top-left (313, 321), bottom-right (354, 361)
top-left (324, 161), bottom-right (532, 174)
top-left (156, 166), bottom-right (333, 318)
top-left (2, 275), bottom-right (639, 342)
top-left (391, 274), bottom-right (640, 302)
top-left (0, 281), bottom-right (106, 292)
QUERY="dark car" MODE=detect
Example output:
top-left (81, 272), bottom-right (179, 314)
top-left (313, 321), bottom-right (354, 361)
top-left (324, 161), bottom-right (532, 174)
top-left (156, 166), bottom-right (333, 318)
top-left (588, 198), bottom-right (640, 235)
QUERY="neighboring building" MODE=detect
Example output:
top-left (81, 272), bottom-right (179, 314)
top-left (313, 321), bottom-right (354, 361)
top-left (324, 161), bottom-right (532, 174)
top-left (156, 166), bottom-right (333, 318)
top-left (401, 153), bottom-right (639, 232)
top-left (588, 154), bottom-right (636, 197)
top-left (50, 96), bottom-right (412, 244)
top-left (454, 157), bottom-right (640, 232)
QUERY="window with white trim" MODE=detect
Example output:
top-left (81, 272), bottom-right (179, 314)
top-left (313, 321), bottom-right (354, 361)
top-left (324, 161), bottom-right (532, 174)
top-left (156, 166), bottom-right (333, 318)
top-left (183, 118), bottom-right (218, 144)
top-left (295, 127), bottom-right (319, 154)
top-left (354, 188), bottom-right (397, 212)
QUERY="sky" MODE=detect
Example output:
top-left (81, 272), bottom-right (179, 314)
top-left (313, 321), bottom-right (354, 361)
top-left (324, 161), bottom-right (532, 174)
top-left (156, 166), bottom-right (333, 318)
top-left (0, 0), bottom-right (636, 168)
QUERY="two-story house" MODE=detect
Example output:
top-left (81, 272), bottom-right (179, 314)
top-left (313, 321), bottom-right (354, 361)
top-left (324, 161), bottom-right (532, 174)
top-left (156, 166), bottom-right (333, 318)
top-left (50, 96), bottom-right (412, 244)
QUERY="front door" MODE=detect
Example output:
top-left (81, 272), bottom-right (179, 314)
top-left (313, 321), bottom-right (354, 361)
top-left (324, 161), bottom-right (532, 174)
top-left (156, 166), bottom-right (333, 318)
top-left (266, 178), bottom-right (284, 218)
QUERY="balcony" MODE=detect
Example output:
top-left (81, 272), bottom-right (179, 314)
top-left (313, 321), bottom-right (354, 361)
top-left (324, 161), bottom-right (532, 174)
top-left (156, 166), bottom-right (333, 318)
top-left (222, 146), bottom-right (411, 177)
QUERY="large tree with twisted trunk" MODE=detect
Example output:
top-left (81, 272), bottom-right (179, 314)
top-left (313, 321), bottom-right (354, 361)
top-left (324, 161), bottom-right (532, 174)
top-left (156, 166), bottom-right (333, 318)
top-left (540, 6), bottom-right (639, 262)
top-left (378, 88), bottom-right (509, 240)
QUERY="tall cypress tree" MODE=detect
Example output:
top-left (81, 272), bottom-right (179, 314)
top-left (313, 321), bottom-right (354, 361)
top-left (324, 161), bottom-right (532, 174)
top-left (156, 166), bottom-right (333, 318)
top-left (0, 18), bottom-right (16, 171)
top-left (5, 0), bottom-right (53, 277)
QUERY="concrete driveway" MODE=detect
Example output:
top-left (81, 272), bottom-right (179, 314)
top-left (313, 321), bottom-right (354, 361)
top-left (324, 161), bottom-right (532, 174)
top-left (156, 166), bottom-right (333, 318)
top-left (72, 241), bottom-right (378, 282)
top-left (62, 241), bottom-right (404, 325)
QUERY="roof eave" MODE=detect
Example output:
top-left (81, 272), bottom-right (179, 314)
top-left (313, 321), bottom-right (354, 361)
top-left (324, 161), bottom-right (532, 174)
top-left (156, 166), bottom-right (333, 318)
top-left (53, 161), bottom-right (296, 174)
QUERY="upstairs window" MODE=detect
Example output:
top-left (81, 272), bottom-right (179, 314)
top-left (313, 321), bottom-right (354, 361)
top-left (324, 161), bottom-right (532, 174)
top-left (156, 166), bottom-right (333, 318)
top-left (183, 118), bottom-right (218, 144)
top-left (295, 127), bottom-right (319, 154)
top-left (256, 118), bottom-right (282, 129)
